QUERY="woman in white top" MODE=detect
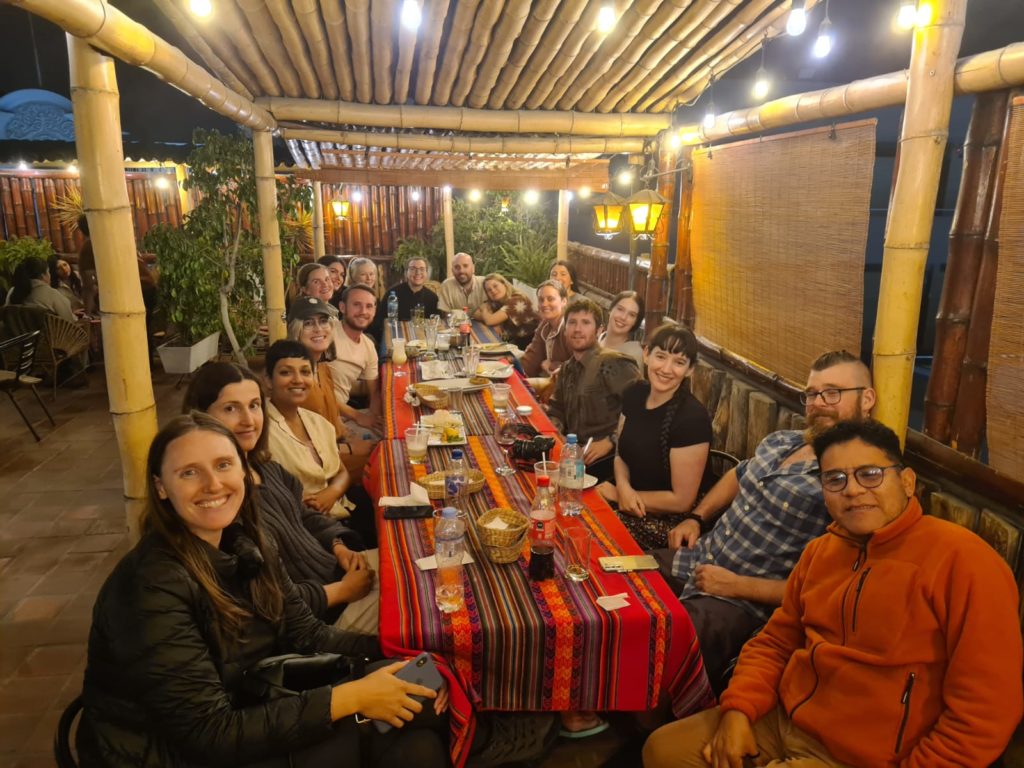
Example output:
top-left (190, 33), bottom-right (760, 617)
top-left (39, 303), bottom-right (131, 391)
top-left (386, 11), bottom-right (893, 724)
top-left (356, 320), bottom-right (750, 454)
top-left (599, 290), bottom-right (645, 369)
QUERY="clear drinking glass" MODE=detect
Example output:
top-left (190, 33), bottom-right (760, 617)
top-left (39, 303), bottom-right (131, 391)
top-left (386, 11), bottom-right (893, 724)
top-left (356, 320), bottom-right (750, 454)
top-left (405, 426), bottom-right (430, 465)
top-left (462, 345), bottom-right (480, 377)
top-left (494, 412), bottom-right (518, 477)
top-left (564, 526), bottom-right (591, 582)
top-left (392, 337), bottom-right (407, 377)
top-left (491, 383), bottom-right (511, 413)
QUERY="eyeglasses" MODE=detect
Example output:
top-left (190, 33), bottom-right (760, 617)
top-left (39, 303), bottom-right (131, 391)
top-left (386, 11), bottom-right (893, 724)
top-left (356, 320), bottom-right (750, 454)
top-left (407, 267), bottom-right (428, 274)
top-left (302, 316), bottom-right (332, 328)
top-left (820, 464), bottom-right (902, 492)
top-left (799, 386), bottom-right (865, 406)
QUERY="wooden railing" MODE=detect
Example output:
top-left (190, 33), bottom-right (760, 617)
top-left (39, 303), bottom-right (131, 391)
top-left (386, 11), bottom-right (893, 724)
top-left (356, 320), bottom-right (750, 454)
top-left (568, 241), bottom-right (652, 305)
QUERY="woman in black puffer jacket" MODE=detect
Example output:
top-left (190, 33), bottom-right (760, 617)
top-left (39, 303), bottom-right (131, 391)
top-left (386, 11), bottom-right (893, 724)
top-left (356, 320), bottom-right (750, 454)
top-left (77, 413), bottom-right (449, 767)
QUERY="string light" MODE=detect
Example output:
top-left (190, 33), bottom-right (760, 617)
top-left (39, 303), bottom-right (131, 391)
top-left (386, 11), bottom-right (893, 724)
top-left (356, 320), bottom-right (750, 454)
top-left (400, 0), bottom-right (421, 31)
top-left (577, 186), bottom-right (592, 199)
top-left (351, 190), bottom-right (363, 203)
top-left (786, 0), bottom-right (807, 36)
top-left (467, 188), bottom-right (482, 202)
top-left (17, 160), bottom-right (28, 170)
top-left (616, 169), bottom-right (634, 186)
top-left (154, 176), bottom-right (170, 190)
top-left (442, 185), bottom-right (452, 193)
top-left (897, 0), bottom-right (917, 30)
top-left (67, 163), bottom-right (78, 175)
top-left (189, 0), bottom-right (213, 18)
top-left (596, 5), bottom-right (616, 34)
top-left (916, 2), bottom-right (934, 26)
top-left (410, 188), bottom-right (421, 202)
top-left (813, 0), bottom-right (833, 58)
top-left (752, 37), bottom-right (771, 101)
top-left (523, 189), bottom-right (540, 205)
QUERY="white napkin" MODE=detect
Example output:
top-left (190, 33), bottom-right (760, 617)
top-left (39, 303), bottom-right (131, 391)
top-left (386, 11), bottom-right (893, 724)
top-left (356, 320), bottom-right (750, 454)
top-left (419, 360), bottom-right (454, 380)
top-left (478, 361), bottom-right (513, 377)
top-left (416, 552), bottom-right (475, 570)
top-left (596, 593), bottom-right (631, 611)
top-left (379, 482), bottom-right (431, 507)
top-left (482, 517), bottom-right (510, 530)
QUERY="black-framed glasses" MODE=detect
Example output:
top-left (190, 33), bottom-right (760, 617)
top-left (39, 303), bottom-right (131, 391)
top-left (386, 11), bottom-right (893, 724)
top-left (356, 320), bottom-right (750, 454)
top-left (820, 464), bottom-right (902, 492)
top-left (799, 386), bottom-right (865, 406)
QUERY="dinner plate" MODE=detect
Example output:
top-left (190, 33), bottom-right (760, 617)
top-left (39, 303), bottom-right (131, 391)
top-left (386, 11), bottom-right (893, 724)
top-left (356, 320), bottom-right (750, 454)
top-left (429, 377), bottom-right (490, 392)
top-left (582, 474), bottom-right (599, 489)
top-left (477, 342), bottom-right (517, 355)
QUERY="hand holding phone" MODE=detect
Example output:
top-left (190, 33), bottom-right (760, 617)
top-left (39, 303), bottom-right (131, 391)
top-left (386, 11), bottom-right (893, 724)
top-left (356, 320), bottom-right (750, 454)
top-left (373, 653), bottom-right (444, 733)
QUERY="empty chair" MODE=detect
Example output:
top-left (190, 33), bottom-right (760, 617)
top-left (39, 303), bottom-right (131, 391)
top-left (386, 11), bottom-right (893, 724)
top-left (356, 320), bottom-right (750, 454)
top-left (0, 330), bottom-right (56, 441)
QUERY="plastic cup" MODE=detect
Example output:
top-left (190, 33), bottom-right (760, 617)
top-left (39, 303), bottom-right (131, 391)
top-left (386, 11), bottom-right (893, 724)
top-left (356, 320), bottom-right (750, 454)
top-left (424, 325), bottom-right (438, 350)
top-left (436, 332), bottom-right (451, 351)
top-left (533, 460), bottom-right (559, 491)
top-left (491, 383), bottom-right (511, 412)
top-left (564, 526), bottom-right (591, 582)
top-left (405, 426), bottom-right (430, 465)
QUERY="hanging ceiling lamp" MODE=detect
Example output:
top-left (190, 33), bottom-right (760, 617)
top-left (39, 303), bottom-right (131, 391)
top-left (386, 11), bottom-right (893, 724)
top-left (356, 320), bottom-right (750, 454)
top-left (592, 193), bottom-right (626, 239)
top-left (626, 188), bottom-right (668, 240)
top-left (813, 1), bottom-right (834, 58)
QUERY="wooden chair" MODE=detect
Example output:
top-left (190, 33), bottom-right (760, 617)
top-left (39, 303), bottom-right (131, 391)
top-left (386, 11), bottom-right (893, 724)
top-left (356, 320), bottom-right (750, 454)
top-left (0, 305), bottom-right (90, 396)
top-left (0, 330), bottom-right (56, 441)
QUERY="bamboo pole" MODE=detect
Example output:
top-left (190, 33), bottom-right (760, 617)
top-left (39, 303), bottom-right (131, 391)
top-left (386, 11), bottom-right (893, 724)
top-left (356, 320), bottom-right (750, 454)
top-left (646, 138), bottom-right (676, 337)
top-left (413, 0), bottom-right (451, 105)
top-left (557, 189), bottom-right (569, 261)
top-left (235, 0), bottom-right (304, 97)
top-left (673, 147), bottom-right (695, 327)
top-left (67, 36), bottom-right (158, 537)
top-left (151, 0), bottom-right (258, 99)
top-left (312, 180), bottom-right (325, 260)
top-left (345, 0), bottom-right (373, 103)
top-left (872, 0), bottom-right (967, 443)
top-left (321, 0), bottom-right (356, 101)
top-left (393, 0), bottom-right (421, 103)
top-left (504, 0), bottom-right (592, 109)
top-left (203, 0), bottom-right (284, 96)
top-left (11, 0), bottom-right (275, 130)
top-left (487, 0), bottom-right (560, 108)
top-left (254, 130), bottom-right (287, 341)
top-left (950, 92), bottom-right (1017, 457)
top-left (262, 97), bottom-right (670, 135)
top-left (465, 0), bottom-right (532, 109)
top-left (923, 92), bottom-right (1007, 442)
top-left (369, 0), bottom-right (395, 104)
top-left (291, 0), bottom-right (339, 99)
top-left (431, 0), bottom-right (480, 105)
top-left (443, 186), bottom-right (454, 275)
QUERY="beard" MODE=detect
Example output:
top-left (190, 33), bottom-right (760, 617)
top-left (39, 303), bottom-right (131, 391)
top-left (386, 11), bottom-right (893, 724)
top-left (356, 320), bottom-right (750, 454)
top-left (803, 393), bottom-right (864, 443)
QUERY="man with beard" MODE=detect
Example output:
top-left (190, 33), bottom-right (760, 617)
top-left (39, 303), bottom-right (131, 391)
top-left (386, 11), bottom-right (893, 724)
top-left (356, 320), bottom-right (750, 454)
top-left (328, 284), bottom-right (382, 440)
top-left (658, 350), bottom-right (875, 694)
top-left (438, 251), bottom-right (487, 314)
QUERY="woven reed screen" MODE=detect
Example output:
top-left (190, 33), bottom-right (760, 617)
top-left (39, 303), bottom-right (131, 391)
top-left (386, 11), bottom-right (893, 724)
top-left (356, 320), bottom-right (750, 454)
top-left (987, 98), bottom-right (1024, 478)
top-left (690, 120), bottom-right (876, 386)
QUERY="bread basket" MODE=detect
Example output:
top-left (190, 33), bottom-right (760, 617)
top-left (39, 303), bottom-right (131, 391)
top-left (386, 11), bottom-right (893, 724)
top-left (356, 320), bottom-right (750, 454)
top-left (419, 469), bottom-right (486, 501)
top-left (414, 383), bottom-right (450, 410)
top-left (476, 507), bottom-right (530, 564)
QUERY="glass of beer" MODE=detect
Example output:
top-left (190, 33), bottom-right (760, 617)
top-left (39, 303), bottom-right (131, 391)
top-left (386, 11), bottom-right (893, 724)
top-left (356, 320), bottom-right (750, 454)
top-left (405, 426), bottom-right (430, 465)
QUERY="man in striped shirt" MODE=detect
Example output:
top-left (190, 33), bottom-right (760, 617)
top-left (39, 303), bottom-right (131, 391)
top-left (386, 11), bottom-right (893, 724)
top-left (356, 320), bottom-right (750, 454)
top-left (660, 350), bottom-right (875, 694)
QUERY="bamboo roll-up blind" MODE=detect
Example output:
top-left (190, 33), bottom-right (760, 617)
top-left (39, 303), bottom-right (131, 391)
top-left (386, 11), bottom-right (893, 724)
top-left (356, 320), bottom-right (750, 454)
top-left (690, 120), bottom-right (876, 386)
top-left (986, 98), bottom-right (1024, 478)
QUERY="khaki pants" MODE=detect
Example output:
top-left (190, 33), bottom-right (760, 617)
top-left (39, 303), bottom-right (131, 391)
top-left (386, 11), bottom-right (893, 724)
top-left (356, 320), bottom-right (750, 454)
top-left (643, 706), bottom-right (852, 768)
top-left (334, 549), bottom-right (381, 635)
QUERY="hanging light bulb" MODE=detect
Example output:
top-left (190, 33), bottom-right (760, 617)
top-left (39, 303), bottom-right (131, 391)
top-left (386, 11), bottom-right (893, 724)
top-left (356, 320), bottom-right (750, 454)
top-left (577, 186), bottom-right (592, 200)
top-left (189, 0), bottom-right (213, 18)
top-left (813, 7), bottom-right (833, 58)
top-left (916, 2), bottom-right (934, 26)
top-left (400, 0), bottom-right (421, 31)
top-left (523, 189), bottom-right (540, 206)
top-left (596, 5), bottom-right (616, 34)
top-left (351, 190), bottom-right (363, 203)
top-left (752, 38), bottom-right (771, 100)
top-left (897, 0), bottom-right (917, 30)
top-left (154, 176), bottom-right (170, 190)
top-left (616, 169), bottom-right (634, 187)
top-left (410, 188), bottom-right (421, 202)
top-left (17, 160), bottom-right (28, 170)
top-left (467, 188), bottom-right (482, 202)
top-left (786, 0), bottom-right (807, 36)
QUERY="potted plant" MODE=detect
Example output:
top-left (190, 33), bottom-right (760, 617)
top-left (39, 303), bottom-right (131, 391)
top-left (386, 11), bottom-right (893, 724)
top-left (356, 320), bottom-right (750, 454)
top-left (145, 129), bottom-right (309, 373)
top-left (0, 236), bottom-right (55, 300)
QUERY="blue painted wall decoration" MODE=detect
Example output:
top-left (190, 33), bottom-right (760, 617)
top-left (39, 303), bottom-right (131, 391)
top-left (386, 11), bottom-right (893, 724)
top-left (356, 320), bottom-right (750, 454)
top-left (0, 89), bottom-right (74, 142)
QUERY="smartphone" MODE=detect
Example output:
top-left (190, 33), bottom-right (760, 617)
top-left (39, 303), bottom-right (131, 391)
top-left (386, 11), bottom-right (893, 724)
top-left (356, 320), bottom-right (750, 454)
top-left (383, 505), bottom-right (434, 520)
top-left (599, 555), bottom-right (660, 573)
top-left (374, 652), bottom-right (444, 734)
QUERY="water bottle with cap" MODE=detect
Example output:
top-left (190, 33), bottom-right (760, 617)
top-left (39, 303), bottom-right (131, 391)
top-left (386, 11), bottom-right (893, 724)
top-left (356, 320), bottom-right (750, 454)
top-left (445, 449), bottom-right (466, 508)
top-left (559, 434), bottom-right (584, 516)
top-left (434, 507), bottom-right (466, 613)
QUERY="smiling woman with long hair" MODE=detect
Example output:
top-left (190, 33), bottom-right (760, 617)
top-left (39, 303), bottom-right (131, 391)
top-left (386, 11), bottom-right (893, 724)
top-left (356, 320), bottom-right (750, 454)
top-left (77, 413), bottom-right (449, 768)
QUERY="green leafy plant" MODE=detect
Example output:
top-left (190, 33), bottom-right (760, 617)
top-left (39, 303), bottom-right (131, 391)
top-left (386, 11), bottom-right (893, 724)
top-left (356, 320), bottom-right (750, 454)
top-left (0, 236), bottom-right (55, 297)
top-left (145, 129), bottom-right (309, 358)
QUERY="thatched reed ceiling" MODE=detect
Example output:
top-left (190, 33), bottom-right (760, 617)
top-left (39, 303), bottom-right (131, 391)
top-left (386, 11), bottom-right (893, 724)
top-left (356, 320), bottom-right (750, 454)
top-left (155, 0), bottom-right (812, 121)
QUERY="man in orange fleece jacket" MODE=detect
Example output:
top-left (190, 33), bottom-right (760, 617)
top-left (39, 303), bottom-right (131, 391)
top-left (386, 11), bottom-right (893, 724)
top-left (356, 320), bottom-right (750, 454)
top-left (644, 419), bottom-right (1023, 768)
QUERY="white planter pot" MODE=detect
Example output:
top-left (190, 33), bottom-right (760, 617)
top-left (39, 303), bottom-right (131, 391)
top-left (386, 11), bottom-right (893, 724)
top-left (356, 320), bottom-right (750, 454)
top-left (157, 332), bottom-right (221, 374)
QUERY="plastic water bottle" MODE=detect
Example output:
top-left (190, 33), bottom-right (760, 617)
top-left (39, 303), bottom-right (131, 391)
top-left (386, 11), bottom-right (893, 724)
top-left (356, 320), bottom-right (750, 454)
top-left (387, 291), bottom-right (399, 322)
top-left (528, 476), bottom-right (556, 581)
top-left (445, 449), bottom-right (466, 508)
top-left (559, 434), bottom-right (584, 517)
top-left (434, 507), bottom-right (466, 613)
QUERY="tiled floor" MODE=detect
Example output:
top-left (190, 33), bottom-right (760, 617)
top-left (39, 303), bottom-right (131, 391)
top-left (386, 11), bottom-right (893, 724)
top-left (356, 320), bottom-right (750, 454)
top-left (0, 368), bottom-right (638, 767)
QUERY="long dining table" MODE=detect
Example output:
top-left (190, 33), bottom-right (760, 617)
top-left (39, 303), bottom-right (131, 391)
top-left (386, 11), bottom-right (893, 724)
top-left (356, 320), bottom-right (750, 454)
top-left (363, 320), bottom-right (713, 765)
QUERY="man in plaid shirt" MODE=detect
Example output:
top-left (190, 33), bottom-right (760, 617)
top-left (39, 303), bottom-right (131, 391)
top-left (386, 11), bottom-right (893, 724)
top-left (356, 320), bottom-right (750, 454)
top-left (660, 350), bottom-right (875, 694)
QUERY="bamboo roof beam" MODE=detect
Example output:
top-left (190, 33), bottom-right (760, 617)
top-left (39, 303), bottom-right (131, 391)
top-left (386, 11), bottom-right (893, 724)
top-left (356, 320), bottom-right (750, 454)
top-left (676, 41), bottom-right (1024, 144)
top-left (557, 0), bottom-right (688, 111)
top-left (345, 0), bottom-right (373, 103)
top-left (152, 0), bottom-right (257, 99)
top-left (299, 166), bottom-right (608, 191)
top-left (263, 0), bottom-right (321, 97)
top-left (503, 0), bottom-right (592, 110)
top-left (321, 0), bottom-right (356, 101)
top-left (262, 98), bottom-right (669, 135)
top-left (370, 0), bottom-right (395, 104)
top-left (654, 1), bottom-right (811, 111)
top-left (450, 0), bottom-right (507, 107)
top-left (432, 0), bottom-right (480, 105)
top-left (197, 0), bottom-right (284, 96)
top-left (486, 0), bottom-right (560, 108)
top-left (466, 0), bottom-right (532, 109)
top-left (292, 0), bottom-right (339, 100)
top-left (280, 126), bottom-right (646, 154)
top-left (236, 0), bottom-right (304, 97)
top-left (524, 0), bottom-right (606, 109)
top-left (601, 0), bottom-right (738, 112)
top-left (11, 0), bottom-right (275, 130)
top-left (413, 0), bottom-right (451, 105)
top-left (394, 0), bottom-right (421, 103)
top-left (636, 0), bottom-right (789, 113)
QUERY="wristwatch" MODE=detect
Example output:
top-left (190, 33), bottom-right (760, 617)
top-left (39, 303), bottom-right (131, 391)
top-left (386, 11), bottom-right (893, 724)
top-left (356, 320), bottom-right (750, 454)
top-left (680, 512), bottom-right (709, 534)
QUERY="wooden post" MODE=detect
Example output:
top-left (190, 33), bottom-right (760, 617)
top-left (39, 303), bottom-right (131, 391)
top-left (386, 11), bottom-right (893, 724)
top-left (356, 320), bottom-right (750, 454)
top-left (253, 130), bottom-right (286, 342)
top-left (442, 186), bottom-right (455, 275)
top-left (673, 147), bottom-right (695, 327)
top-left (646, 138), bottom-right (676, 338)
top-left (923, 92), bottom-right (1007, 442)
top-left (68, 35), bottom-right (158, 536)
top-left (312, 180), bottom-right (325, 260)
top-left (871, 0), bottom-right (967, 442)
top-left (557, 189), bottom-right (569, 261)
top-left (174, 163), bottom-right (191, 216)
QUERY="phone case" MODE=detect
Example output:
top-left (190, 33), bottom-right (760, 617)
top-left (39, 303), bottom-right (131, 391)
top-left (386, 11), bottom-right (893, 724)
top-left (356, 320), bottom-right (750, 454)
top-left (382, 505), bottom-right (435, 520)
top-left (373, 653), bottom-right (444, 734)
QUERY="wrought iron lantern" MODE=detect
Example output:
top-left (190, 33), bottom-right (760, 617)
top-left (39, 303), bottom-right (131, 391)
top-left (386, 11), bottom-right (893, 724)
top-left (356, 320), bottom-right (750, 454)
top-left (591, 193), bottom-right (626, 239)
top-left (331, 199), bottom-right (351, 220)
top-left (626, 188), bottom-right (668, 240)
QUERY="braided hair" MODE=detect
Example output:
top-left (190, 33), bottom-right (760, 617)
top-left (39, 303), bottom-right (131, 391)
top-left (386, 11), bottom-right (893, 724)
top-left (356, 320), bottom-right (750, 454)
top-left (645, 323), bottom-right (699, 469)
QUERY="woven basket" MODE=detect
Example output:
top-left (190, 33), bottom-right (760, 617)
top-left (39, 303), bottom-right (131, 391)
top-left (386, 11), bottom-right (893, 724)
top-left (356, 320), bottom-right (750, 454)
top-left (476, 507), bottom-right (530, 548)
top-left (419, 469), bottom-right (486, 501)
top-left (485, 531), bottom-right (528, 564)
top-left (414, 383), bottom-right (450, 410)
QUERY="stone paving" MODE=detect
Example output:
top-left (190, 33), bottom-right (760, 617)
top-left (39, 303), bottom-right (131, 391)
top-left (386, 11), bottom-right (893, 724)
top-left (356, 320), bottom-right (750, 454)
top-left (0, 368), bottom-right (640, 767)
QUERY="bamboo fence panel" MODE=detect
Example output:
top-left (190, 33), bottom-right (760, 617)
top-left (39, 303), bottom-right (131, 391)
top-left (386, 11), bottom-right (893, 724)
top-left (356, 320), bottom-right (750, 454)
top-left (986, 99), bottom-right (1024, 478)
top-left (690, 121), bottom-right (875, 386)
top-left (646, 140), bottom-right (676, 336)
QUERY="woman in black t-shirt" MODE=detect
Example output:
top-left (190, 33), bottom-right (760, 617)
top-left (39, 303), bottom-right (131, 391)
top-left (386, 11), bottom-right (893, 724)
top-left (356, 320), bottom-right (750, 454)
top-left (596, 324), bottom-right (712, 550)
